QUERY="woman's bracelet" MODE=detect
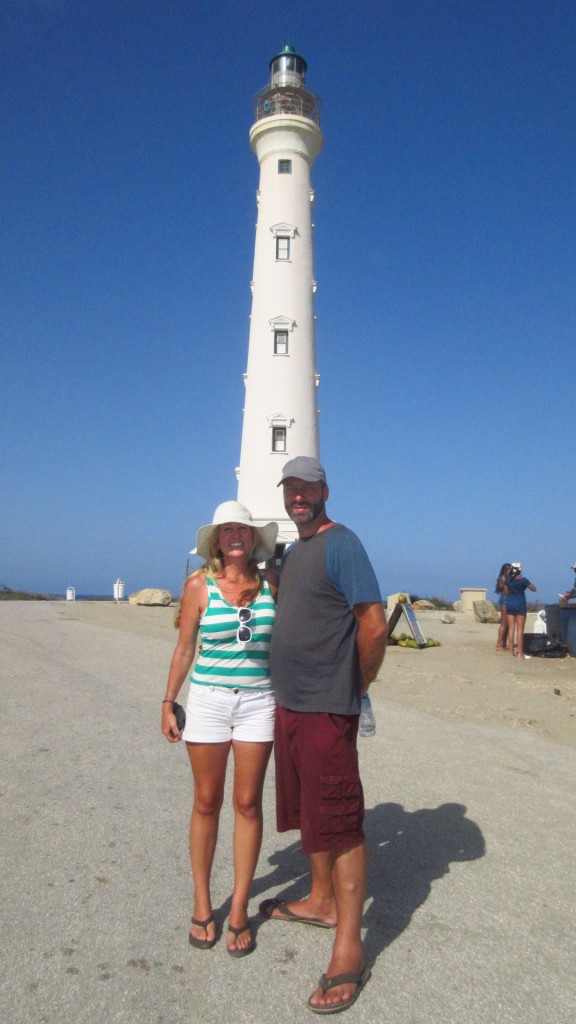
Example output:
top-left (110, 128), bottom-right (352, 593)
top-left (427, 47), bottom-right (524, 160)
top-left (162, 699), bottom-right (175, 705)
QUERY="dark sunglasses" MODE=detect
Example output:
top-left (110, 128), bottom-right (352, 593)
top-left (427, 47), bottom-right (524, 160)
top-left (237, 607), bottom-right (253, 643)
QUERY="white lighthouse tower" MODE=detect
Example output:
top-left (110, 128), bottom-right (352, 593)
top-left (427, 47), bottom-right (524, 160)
top-left (236, 46), bottom-right (323, 545)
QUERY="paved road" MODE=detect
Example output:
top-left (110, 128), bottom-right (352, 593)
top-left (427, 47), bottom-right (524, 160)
top-left (1, 602), bottom-right (575, 1023)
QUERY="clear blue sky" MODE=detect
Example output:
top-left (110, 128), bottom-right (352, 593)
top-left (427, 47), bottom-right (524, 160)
top-left (2, 0), bottom-right (574, 603)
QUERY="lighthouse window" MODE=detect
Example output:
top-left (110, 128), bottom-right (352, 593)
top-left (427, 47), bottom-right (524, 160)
top-left (276, 236), bottom-right (290, 260)
top-left (274, 330), bottom-right (289, 355)
top-left (272, 427), bottom-right (287, 452)
top-left (278, 159), bottom-right (292, 174)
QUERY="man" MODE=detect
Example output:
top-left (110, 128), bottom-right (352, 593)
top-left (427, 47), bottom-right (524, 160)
top-left (260, 456), bottom-right (387, 1014)
top-left (561, 562), bottom-right (576, 602)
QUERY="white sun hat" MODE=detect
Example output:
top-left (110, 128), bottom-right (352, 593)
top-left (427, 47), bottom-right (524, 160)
top-left (195, 501), bottom-right (278, 563)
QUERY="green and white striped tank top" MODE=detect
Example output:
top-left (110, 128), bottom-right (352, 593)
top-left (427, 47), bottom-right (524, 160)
top-left (190, 576), bottom-right (275, 690)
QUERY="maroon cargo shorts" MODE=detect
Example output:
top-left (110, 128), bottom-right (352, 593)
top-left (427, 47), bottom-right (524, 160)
top-left (274, 705), bottom-right (365, 854)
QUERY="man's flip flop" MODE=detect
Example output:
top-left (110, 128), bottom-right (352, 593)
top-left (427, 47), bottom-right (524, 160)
top-left (307, 966), bottom-right (371, 1014)
top-left (259, 898), bottom-right (334, 928)
top-left (188, 914), bottom-right (217, 949)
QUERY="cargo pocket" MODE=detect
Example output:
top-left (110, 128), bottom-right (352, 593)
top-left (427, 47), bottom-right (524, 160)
top-left (319, 773), bottom-right (363, 835)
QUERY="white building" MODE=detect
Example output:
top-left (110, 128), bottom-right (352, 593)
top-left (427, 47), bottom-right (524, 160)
top-left (236, 46), bottom-right (323, 547)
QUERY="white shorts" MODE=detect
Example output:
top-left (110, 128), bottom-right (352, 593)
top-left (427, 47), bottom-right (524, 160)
top-left (182, 684), bottom-right (276, 744)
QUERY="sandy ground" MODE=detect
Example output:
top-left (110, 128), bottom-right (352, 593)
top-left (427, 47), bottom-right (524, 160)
top-left (62, 601), bottom-right (576, 749)
top-left (1, 600), bottom-right (575, 1024)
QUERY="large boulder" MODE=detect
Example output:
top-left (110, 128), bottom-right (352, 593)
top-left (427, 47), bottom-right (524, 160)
top-left (412, 600), bottom-right (435, 610)
top-left (473, 599), bottom-right (500, 623)
top-left (128, 588), bottom-right (172, 606)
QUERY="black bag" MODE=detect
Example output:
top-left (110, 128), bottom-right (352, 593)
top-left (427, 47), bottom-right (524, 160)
top-left (526, 635), bottom-right (566, 658)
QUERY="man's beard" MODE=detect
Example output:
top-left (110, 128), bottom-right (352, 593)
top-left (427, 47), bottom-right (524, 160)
top-left (287, 497), bottom-right (325, 525)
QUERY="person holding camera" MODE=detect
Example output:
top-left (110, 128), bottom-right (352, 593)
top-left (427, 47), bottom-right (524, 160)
top-left (503, 562), bottom-right (537, 659)
top-left (161, 502), bottom-right (278, 956)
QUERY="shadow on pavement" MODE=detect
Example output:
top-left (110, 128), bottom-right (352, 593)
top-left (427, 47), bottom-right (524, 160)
top-left (362, 802), bottom-right (485, 961)
top-left (248, 802), bottom-right (485, 960)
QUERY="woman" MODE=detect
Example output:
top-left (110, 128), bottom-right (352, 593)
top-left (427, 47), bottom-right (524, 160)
top-left (495, 562), bottom-right (512, 650)
top-left (503, 562), bottom-right (537, 660)
top-left (162, 501), bottom-right (278, 956)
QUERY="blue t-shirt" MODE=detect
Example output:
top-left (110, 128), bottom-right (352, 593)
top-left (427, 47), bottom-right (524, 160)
top-left (506, 576), bottom-right (531, 616)
top-left (269, 524), bottom-right (382, 714)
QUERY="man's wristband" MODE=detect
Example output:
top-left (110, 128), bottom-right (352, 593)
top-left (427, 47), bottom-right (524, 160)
top-left (162, 699), bottom-right (175, 705)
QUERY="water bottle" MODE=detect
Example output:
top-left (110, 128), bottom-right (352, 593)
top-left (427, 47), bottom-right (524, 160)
top-left (359, 693), bottom-right (376, 738)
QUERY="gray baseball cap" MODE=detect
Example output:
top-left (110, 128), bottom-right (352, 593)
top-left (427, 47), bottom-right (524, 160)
top-left (277, 456), bottom-right (327, 486)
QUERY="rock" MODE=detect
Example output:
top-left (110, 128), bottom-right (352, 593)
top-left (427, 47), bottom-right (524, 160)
top-left (412, 600), bottom-right (435, 610)
top-left (473, 599), bottom-right (500, 623)
top-left (128, 588), bottom-right (172, 606)
top-left (453, 600), bottom-right (462, 613)
top-left (441, 613), bottom-right (456, 624)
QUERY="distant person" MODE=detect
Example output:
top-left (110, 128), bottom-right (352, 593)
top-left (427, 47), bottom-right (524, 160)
top-left (495, 562), bottom-right (512, 651)
top-left (161, 502), bottom-right (278, 957)
top-left (260, 457), bottom-right (387, 1014)
top-left (560, 562), bottom-right (576, 602)
top-left (503, 563), bottom-right (537, 660)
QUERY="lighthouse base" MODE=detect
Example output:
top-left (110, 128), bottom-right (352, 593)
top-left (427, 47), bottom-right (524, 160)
top-left (251, 517), bottom-right (298, 571)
